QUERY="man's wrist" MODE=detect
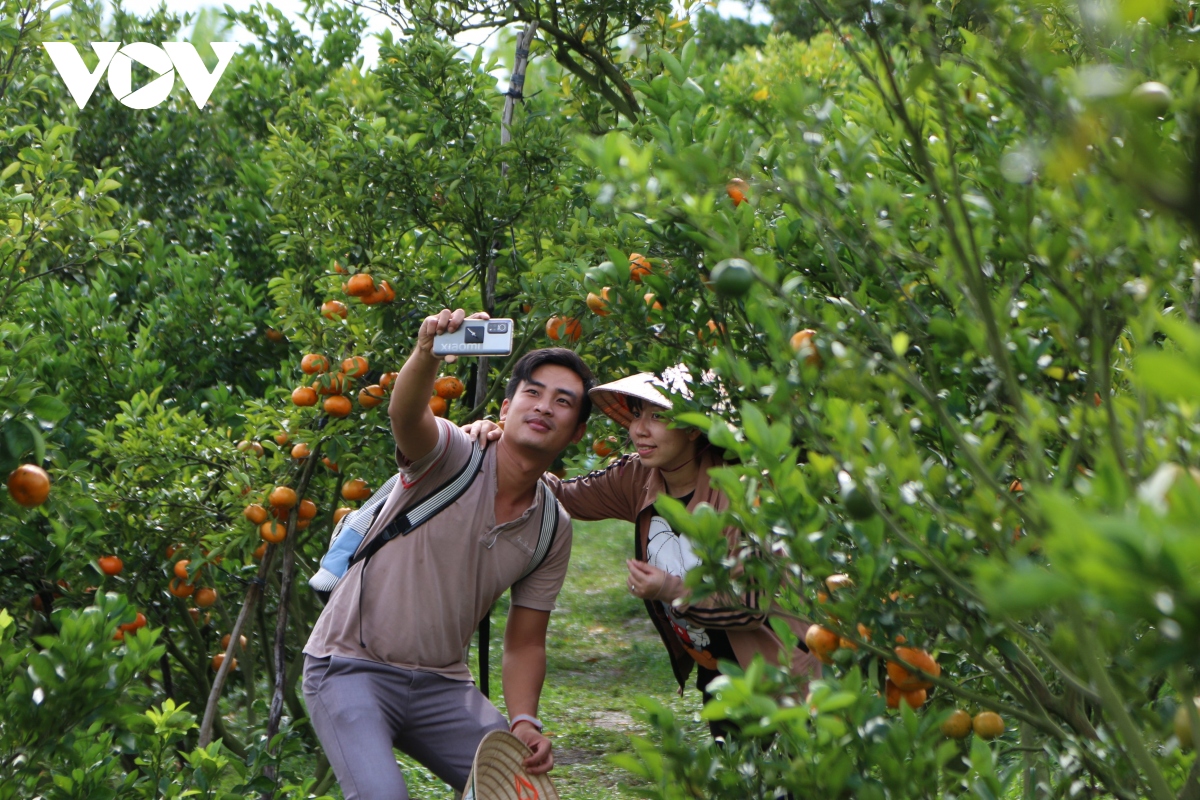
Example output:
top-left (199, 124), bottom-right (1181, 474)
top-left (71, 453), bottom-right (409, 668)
top-left (509, 714), bottom-right (543, 732)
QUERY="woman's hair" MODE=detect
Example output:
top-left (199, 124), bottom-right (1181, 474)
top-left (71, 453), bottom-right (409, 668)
top-left (625, 397), bottom-right (711, 455)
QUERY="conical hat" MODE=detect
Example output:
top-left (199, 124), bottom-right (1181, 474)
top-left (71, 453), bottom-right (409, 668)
top-left (588, 365), bottom-right (695, 428)
top-left (462, 730), bottom-right (560, 800)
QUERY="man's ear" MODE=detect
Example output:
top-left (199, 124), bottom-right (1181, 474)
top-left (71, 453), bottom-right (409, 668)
top-left (499, 397), bottom-right (509, 421)
top-left (570, 421), bottom-right (587, 444)
top-left (687, 429), bottom-right (702, 442)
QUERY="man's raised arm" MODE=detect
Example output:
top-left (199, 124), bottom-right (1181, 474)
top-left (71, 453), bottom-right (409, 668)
top-left (389, 308), bottom-right (484, 462)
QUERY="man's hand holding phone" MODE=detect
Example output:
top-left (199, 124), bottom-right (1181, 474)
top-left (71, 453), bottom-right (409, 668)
top-left (417, 309), bottom-right (490, 364)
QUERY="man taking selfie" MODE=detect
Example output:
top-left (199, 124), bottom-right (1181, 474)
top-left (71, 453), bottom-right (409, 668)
top-left (302, 309), bottom-right (594, 800)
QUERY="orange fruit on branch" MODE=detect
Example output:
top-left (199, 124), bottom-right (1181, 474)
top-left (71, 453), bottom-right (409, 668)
top-left (195, 587), bottom-right (218, 608)
top-left (322, 457), bottom-right (339, 473)
top-left (236, 440), bottom-right (264, 457)
top-left (790, 329), bottom-right (821, 367)
top-left (98, 556), bottom-right (123, 576)
top-left (629, 253), bottom-right (651, 283)
top-left (726, 177), bottom-right (749, 206)
top-left (291, 442), bottom-right (311, 459)
top-left (321, 300), bottom-right (348, 320)
top-left (174, 560), bottom-right (193, 580)
top-left (941, 709), bottom-right (973, 739)
top-left (546, 316), bottom-right (582, 342)
top-left (885, 679), bottom-right (926, 709)
top-left (342, 356), bottom-right (369, 378)
top-left (379, 372), bottom-right (398, 391)
top-left (345, 273), bottom-right (375, 297)
top-left (434, 376), bottom-right (465, 400)
top-left (324, 395), bottom-right (353, 417)
top-left (429, 395), bottom-right (448, 417)
top-left (259, 521), bottom-right (287, 544)
top-left (168, 579), bottom-right (195, 598)
top-left (973, 711), bottom-right (1005, 740)
top-left (298, 499), bottom-right (318, 520)
top-left (268, 486), bottom-right (298, 510)
top-left (244, 503), bottom-right (268, 524)
top-left (292, 386), bottom-right (318, 407)
top-left (333, 507), bottom-right (353, 524)
top-left (342, 479), bottom-right (371, 501)
top-left (212, 653), bottom-right (237, 672)
top-left (888, 647), bottom-right (940, 691)
top-left (316, 372), bottom-right (347, 395)
top-left (593, 438), bottom-right (616, 458)
top-left (301, 354), bottom-right (330, 374)
top-left (562, 317), bottom-right (583, 341)
top-left (119, 612), bottom-right (147, 633)
top-left (359, 385), bottom-right (385, 408)
top-left (221, 633), bottom-right (248, 651)
top-left (7, 464), bottom-right (50, 507)
top-left (586, 288), bottom-right (612, 316)
top-left (265, 328), bottom-right (285, 343)
top-left (274, 431), bottom-right (290, 446)
top-left (804, 624), bottom-right (840, 665)
top-left (253, 542), bottom-right (267, 559)
top-left (644, 292), bottom-right (662, 311)
top-left (379, 281), bottom-right (395, 302)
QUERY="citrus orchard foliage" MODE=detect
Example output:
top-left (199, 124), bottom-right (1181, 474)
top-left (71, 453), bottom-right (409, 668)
top-left (2, 0), bottom-right (1200, 797)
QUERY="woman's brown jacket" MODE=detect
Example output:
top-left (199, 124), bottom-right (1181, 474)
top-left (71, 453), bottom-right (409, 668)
top-left (543, 449), bottom-right (822, 693)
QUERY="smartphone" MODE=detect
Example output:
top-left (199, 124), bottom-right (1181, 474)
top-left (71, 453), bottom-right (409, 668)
top-left (432, 318), bottom-right (514, 357)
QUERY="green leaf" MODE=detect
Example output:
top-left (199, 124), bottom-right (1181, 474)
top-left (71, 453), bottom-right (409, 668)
top-left (21, 419), bottom-right (45, 466)
top-left (658, 49), bottom-right (686, 83)
top-left (27, 395), bottom-right (69, 422)
top-left (1135, 352), bottom-right (1200, 400)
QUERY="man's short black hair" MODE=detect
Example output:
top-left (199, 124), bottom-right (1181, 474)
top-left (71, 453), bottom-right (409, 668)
top-left (505, 348), bottom-right (595, 426)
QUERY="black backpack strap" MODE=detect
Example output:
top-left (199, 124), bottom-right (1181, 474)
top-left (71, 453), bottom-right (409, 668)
top-left (517, 480), bottom-right (559, 582)
top-left (348, 443), bottom-right (485, 569)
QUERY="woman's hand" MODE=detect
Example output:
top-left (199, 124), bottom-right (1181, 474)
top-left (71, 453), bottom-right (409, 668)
top-left (626, 559), bottom-right (685, 602)
top-left (461, 419), bottom-right (503, 449)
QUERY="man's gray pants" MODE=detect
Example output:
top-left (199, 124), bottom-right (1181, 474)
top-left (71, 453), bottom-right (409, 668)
top-left (303, 655), bottom-right (508, 800)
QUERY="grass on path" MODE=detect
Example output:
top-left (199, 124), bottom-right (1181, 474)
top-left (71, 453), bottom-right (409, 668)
top-left (392, 517), bottom-right (712, 798)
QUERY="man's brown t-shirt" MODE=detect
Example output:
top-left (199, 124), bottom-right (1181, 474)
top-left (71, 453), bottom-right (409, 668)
top-left (304, 418), bottom-right (573, 681)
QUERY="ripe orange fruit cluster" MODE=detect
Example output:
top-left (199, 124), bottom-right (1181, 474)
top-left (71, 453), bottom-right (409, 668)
top-left (546, 315), bottom-right (582, 342)
top-left (221, 632), bottom-right (248, 651)
top-left (342, 273), bottom-right (396, 305)
top-left (941, 710), bottom-right (1006, 740)
top-left (212, 652), bottom-right (238, 672)
top-left (807, 578), bottom-right (945, 715)
top-left (885, 680), bottom-right (927, 710)
top-left (428, 374), bottom-right (465, 418)
top-left (586, 287), bottom-right (612, 316)
top-left (113, 611), bottom-right (147, 641)
top-left (236, 440), bottom-right (264, 457)
top-left (293, 353), bottom-right (390, 417)
top-left (592, 437), bottom-right (617, 458)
